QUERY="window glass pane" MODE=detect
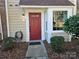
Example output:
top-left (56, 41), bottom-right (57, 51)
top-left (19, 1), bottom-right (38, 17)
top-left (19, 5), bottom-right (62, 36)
top-left (53, 11), bottom-right (67, 30)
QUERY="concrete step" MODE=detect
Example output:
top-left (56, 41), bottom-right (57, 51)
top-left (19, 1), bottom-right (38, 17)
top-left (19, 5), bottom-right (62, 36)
top-left (25, 41), bottom-right (48, 59)
top-left (24, 56), bottom-right (48, 59)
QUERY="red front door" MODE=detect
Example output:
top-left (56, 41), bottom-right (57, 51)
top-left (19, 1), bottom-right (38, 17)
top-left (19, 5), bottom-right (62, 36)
top-left (29, 13), bottom-right (41, 40)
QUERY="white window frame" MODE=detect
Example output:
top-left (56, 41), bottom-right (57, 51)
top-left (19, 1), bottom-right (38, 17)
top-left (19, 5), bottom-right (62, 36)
top-left (53, 11), bottom-right (68, 32)
top-left (52, 10), bottom-right (69, 33)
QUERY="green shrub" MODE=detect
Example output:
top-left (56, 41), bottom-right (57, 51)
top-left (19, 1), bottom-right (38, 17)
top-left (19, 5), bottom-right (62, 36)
top-left (2, 37), bottom-right (16, 51)
top-left (63, 15), bottom-right (79, 37)
top-left (51, 36), bottom-right (65, 53)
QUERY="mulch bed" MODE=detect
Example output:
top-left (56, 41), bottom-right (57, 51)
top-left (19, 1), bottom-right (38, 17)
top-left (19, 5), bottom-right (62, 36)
top-left (0, 41), bottom-right (28, 59)
top-left (43, 40), bottom-right (53, 59)
top-left (44, 40), bottom-right (79, 59)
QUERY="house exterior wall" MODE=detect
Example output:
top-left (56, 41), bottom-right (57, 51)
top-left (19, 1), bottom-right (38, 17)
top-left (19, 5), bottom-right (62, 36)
top-left (7, 0), bottom-right (76, 42)
top-left (7, 0), bottom-right (26, 41)
top-left (8, 1), bottom-right (46, 41)
top-left (69, 0), bottom-right (77, 15)
top-left (52, 32), bottom-right (70, 42)
top-left (46, 6), bottom-right (75, 43)
top-left (0, 0), bottom-right (7, 39)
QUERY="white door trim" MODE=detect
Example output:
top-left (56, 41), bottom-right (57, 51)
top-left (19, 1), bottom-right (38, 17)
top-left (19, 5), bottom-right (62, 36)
top-left (25, 9), bottom-right (45, 42)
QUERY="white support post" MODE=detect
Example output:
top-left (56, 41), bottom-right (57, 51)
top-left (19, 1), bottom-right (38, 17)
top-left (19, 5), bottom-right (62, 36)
top-left (47, 8), bottom-right (53, 43)
top-left (5, 0), bottom-right (9, 37)
top-left (0, 16), bottom-right (3, 39)
top-left (67, 10), bottom-right (73, 42)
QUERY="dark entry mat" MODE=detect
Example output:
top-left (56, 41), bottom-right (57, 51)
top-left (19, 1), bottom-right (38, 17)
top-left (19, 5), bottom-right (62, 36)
top-left (29, 42), bottom-right (41, 45)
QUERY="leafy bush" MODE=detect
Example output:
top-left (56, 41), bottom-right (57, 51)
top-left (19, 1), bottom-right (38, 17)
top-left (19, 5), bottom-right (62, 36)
top-left (63, 15), bottom-right (79, 37)
top-left (2, 37), bottom-right (16, 51)
top-left (51, 36), bottom-right (65, 53)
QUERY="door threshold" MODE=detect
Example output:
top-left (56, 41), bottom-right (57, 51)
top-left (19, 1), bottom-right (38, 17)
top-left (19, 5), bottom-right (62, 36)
top-left (29, 40), bottom-right (41, 42)
top-left (29, 40), bottom-right (42, 45)
top-left (29, 42), bottom-right (41, 45)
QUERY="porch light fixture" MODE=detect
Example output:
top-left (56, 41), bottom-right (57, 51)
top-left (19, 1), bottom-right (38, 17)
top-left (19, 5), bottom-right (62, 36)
top-left (22, 14), bottom-right (25, 16)
top-left (22, 14), bottom-right (25, 21)
top-left (22, 8), bottom-right (25, 21)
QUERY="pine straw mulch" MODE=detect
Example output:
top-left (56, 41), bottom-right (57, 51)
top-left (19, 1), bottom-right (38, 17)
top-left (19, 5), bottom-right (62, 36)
top-left (0, 41), bottom-right (28, 59)
top-left (44, 40), bottom-right (79, 59)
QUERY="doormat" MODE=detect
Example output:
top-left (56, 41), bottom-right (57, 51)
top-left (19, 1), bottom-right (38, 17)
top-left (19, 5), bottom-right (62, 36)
top-left (29, 42), bottom-right (41, 45)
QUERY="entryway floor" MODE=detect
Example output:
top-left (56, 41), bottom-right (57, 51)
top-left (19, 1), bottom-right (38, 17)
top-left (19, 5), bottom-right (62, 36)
top-left (25, 41), bottom-right (48, 59)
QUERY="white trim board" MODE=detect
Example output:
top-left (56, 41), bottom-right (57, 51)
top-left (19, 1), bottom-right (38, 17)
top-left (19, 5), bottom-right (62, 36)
top-left (0, 15), bottom-right (3, 39)
top-left (20, 5), bottom-right (74, 8)
top-left (5, 0), bottom-right (9, 37)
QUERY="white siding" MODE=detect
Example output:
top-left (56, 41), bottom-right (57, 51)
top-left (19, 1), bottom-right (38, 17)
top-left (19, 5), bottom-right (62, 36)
top-left (8, 0), bottom-right (20, 3)
top-left (8, 0), bottom-right (26, 41)
top-left (52, 32), bottom-right (70, 42)
top-left (7, 0), bottom-right (76, 42)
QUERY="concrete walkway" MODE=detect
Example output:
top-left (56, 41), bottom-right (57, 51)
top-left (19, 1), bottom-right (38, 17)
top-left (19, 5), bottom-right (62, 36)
top-left (25, 42), bottom-right (48, 59)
